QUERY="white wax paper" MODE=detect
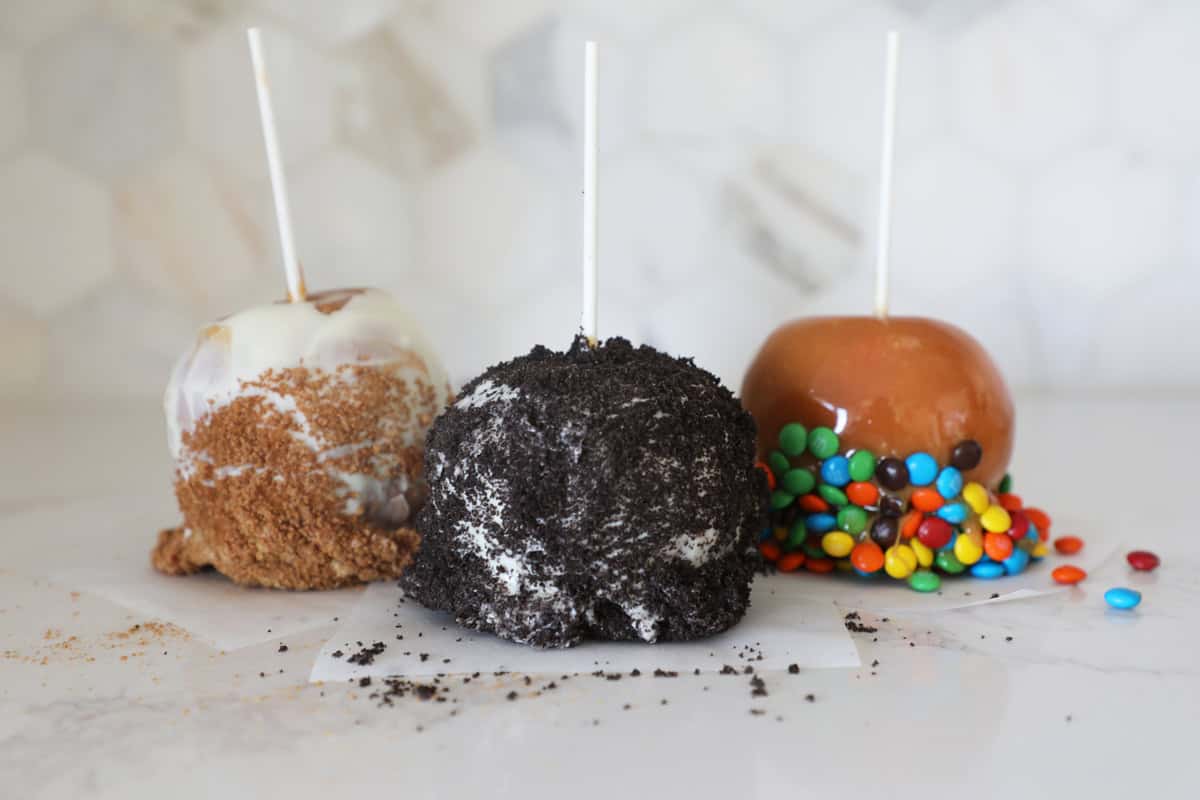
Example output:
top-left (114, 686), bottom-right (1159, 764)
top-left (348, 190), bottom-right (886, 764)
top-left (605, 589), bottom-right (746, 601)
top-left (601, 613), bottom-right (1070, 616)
top-left (5, 495), bottom-right (364, 651)
top-left (782, 539), bottom-right (1120, 616)
top-left (309, 577), bottom-right (862, 683)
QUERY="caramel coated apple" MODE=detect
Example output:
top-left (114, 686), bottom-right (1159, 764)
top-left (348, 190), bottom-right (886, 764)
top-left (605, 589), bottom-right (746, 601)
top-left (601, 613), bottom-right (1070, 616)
top-left (741, 316), bottom-right (1014, 489)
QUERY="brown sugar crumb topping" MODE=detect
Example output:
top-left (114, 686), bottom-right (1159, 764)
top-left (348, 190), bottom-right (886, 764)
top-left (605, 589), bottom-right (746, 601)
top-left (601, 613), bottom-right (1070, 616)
top-left (159, 360), bottom-right (442, 589)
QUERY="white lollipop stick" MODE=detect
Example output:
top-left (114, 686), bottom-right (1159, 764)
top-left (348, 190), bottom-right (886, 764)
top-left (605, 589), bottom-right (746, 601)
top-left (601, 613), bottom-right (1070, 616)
top-left (581, 40), bottom-right (599, 346)
top-left (248, 27), bottom-right (306, 303)
top-left (874, 31), bottom-right (899, 320)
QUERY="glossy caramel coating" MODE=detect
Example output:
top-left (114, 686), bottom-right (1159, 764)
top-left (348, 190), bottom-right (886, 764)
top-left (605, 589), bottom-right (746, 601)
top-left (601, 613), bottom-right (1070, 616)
top-left (741, 316), bottom-right (1014, 489)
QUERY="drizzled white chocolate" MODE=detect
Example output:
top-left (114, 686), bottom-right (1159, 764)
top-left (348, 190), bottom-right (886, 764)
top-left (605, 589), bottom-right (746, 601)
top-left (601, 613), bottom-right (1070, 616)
top-left (165, 288), bottom-right (450, 524)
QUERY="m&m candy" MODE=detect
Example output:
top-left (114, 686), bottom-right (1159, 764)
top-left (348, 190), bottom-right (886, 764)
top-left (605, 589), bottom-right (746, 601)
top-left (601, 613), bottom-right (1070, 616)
top-left (980, 505), bottom-right (1012, 534)
top-left (909, 537), bottom-right (934, 568)
top-left (1002, 547), bottom-right (1030, 576)
top-left (936, 502), bottom-right (968, 524)
top-left (916, 517), bottom-right (953, 550)
top-left (1054, 536), bottom-right (1083, 555)
top-left (820, 456), bottom-right (851, 487)
top-left (807, 427), bottom-right (839, 459)
top-left (905, 452), bottom-right (938, 486)
top-left (1104, 587), bottom-right (1142, 610)
top-left (808, 513), bottom-right (836, 534)
top-left (821, 531), bottom-right (855, 558)
top-left (777, 552), bottom-right (806, 572)
top-left (908, 570), bottom-right (940, 593)
top-left (1051, 565), bottom-right (1086, 585)
top-left (954, 529), bottom-right (984, 565)
top-left (846, 481), bottom-right (879, 506)
top-left (983, 531), bottom-right (1013, 561)
top-left (1126, 551), bottom-right (1160, 572)
top-left (949, 439), bottom-right (982, 471)
top-left (848, 450), bottom-right (876, 482)
top-left (875, 457), bottom-right (909, 490)
top-left (778, 423), bottom-right (808, 456)
top-left (969, 561), bottom-right (1004, 579)
top-left (806, 557), bottom-right (835, 574)
top-left (851, 540), bottom-right (885, 573)
top-left (962, 482), bottom-right (990, 514)
top-left (756, 424), bottom-right (1077, 593)
top-left (935, 466), bottom-right (963, 500)
top-left (782, 468), bottom-right (816, 496)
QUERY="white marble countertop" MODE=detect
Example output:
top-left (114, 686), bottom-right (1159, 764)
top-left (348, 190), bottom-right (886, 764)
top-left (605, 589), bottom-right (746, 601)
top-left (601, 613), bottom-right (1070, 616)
top-left (2, 393), bottom-right (1197, 799)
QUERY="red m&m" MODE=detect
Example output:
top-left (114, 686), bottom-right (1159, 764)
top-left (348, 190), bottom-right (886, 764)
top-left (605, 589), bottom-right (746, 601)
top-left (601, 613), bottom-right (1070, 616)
top-left (1126, 551), bottom-right (1160, 572)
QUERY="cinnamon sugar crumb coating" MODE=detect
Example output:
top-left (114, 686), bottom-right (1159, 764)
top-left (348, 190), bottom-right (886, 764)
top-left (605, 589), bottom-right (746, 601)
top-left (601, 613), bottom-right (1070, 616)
top-left (155, 364), bottom-right (446, 589)
top-left (156, 289), bottom-right (450, 590)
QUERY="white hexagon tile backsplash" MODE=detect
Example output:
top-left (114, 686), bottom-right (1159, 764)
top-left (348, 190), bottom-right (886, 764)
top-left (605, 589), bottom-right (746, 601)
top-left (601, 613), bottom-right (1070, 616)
top-left (0, 0), bottom-right (1198, 398)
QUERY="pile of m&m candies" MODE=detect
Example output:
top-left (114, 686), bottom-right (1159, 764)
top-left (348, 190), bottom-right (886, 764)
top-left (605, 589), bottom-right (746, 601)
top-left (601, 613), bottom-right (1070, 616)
top-left (756, 422), bottom-right (1051, 593)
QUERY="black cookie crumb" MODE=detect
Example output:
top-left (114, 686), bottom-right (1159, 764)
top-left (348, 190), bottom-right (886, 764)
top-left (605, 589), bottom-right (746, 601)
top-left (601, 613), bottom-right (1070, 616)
top-left (843, 612), bottom-right (878, 634)
top-left (347, 641), bottom-right (387, 666)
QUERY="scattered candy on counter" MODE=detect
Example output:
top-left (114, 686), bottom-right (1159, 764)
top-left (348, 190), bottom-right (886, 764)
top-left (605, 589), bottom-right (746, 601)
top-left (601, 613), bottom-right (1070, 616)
top-left (755, 423), bottom-right (1160, 609)
top-left (756, 425), bottom-right (1056, 592)
top-left (1051, 565), bottom-right (1087, 585)
top-left (1054, 536), bottom-right (1083, 555)
top-left (1126, 551), bottom-right (1160, 572)
top-left (1104, 587), bottom-right (1142, 610)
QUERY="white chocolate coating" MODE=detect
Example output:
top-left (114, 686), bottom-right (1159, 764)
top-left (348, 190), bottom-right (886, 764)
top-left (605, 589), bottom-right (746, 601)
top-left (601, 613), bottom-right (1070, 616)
top-left (165, 288), bottom-right (450, 524)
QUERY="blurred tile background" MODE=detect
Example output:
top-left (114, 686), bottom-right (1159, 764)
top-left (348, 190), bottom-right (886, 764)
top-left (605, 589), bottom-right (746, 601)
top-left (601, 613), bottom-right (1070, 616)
top-left (1, 0), bottom-right (1197, 397)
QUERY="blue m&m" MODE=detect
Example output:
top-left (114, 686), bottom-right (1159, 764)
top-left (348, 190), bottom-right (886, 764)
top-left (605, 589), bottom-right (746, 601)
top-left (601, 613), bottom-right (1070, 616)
top-left (935, 466), bottom-right (963, 499)
top-left (970, 561), bottom-right (1005, 579)
top-left (1104, 587), bottom-right (1142, 610)
top-left (905, 452), bottom-right (938, 486)
top-left (936, 502), bottom-right (969, 524)
top-left (807, 513), bottom-right (836, 534)
top-left (820, 455), bottom-right (851, 487)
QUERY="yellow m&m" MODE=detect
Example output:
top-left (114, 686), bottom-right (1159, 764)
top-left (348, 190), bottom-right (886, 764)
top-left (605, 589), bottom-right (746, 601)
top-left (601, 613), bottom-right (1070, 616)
top-left (885, 544), bottom-right (917, 579)
top-left (954, 529), bottom-right (984, 565)
top-left (910, 537), bottom-right (934, 568)
top-left (962, 482), bottom-right (990, 514)
top-left (821, 531), bottom-right (855, 558)
top-left (980, 504), bottom-right (1012, 533)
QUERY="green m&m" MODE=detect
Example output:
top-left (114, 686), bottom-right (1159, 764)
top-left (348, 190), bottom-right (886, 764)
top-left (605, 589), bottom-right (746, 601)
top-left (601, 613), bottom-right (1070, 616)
top-left (770, 490), bottom-right (795, 511)
top-left (778, 423), bottom-right (808, 457)
top-left (818, 484), bottom-right (848, 507)
top-left (848, 449), bottom-right (876, 482)
top-left (935, 549), bottom-right (965, 574)
top-left (908, 569), bottom-right (941, 593)
top-left (767, 450), bottom-right (790, 479)
top-left (782, 468), bottom-right (816, 496)
top-left (807, 426), bottom-right (839, 459)
top-left (837, 505), bottom-right (868, 535)
top-left (784, 519), bottom-right (807, 550)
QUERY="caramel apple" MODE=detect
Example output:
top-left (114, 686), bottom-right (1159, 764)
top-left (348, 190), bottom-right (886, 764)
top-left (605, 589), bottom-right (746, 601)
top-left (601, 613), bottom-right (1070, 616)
top-left (741, 316), bottom-right (1014, 489)
top-left (742, 33), bottom-right (1054, 590)
top-left (741, 316), bottom-right (1052, 589)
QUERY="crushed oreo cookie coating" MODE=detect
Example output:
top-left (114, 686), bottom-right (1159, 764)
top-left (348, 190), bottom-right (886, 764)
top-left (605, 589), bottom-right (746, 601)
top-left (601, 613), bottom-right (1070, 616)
top-left (404, 336), bottom-right (767, 648)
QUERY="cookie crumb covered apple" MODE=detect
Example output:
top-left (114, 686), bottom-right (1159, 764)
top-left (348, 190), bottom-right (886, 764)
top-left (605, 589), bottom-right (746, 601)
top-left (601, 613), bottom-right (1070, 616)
top-left (403, 336), bottom-right (765, 646)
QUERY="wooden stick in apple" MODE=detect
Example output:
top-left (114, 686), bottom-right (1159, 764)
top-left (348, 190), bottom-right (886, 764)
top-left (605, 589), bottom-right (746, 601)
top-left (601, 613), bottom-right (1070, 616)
top-left (581, 40), bottom-right (599, 347)
top-left (247, 27), bottom-right (307, 303)
top-left (874, 30), bottom-right (899, 320)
